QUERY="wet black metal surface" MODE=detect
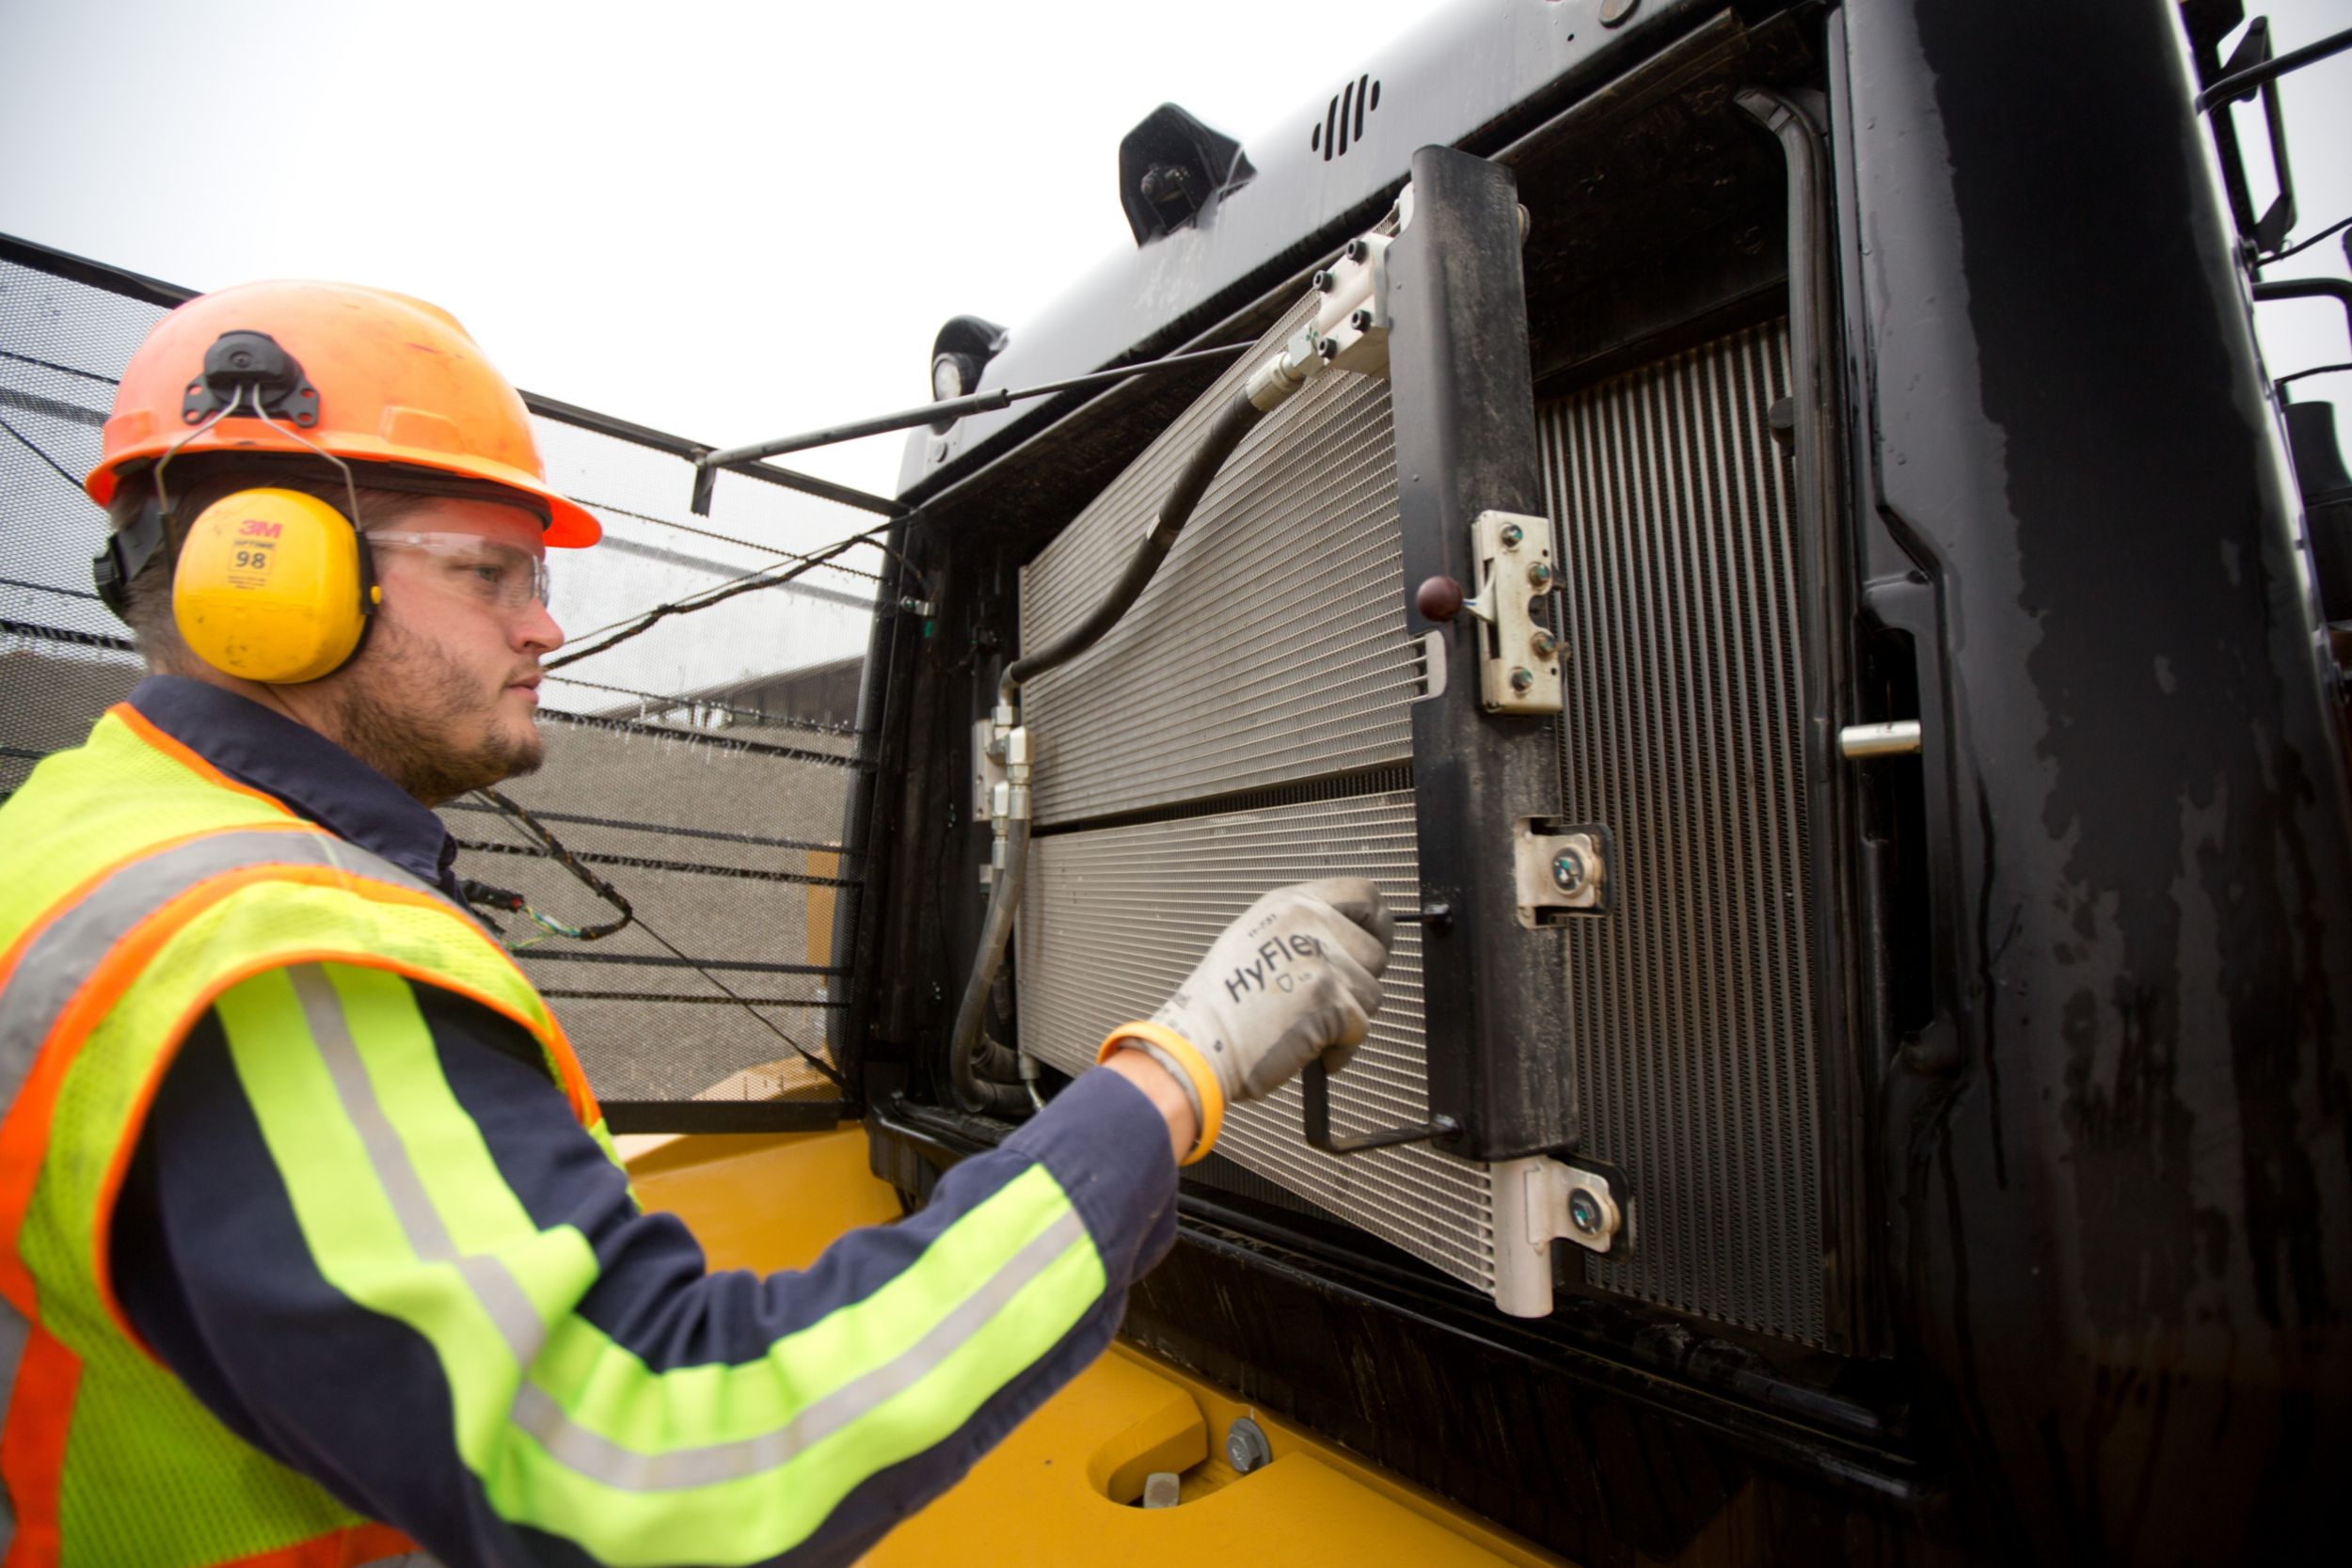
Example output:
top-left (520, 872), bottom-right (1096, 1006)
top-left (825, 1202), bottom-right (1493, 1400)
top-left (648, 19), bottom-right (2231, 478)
top-left (1840, 1), bottom-right (2352, 1560)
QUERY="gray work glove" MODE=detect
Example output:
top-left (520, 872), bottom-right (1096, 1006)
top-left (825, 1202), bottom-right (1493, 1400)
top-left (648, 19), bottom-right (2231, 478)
top-left (1098, 879), bottom-right (1393, 1163)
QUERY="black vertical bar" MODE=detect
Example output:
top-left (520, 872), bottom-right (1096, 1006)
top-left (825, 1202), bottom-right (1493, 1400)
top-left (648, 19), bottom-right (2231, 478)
top-left (1339, 81), bottom-right (1356, 155)
top-left (1739, 85), bottom-right (1858, 1353)
top-left (830, 512), bottom-right (924, 1102)
top-left (1385, 146), bottom-right (1574, 1160)
top-left (1356, 73), bottom-right (1371, 143)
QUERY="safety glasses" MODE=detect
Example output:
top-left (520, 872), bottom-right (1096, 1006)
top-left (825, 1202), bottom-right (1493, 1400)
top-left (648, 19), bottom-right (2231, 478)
top-left (368, 531), bottom-right (551, 611)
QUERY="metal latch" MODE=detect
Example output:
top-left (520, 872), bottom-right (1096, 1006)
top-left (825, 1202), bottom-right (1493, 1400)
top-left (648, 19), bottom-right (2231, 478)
top-left (1471, 512), bottom-right (1562, 714)
top-left (1410, 510), bottom-right (1564, 716)
top-left (1513, 819), bottom-right (1611, 925)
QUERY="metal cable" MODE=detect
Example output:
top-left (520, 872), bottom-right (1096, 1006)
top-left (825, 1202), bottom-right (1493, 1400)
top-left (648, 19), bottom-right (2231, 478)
top-left (468, 787), bottom-right (845, 1089)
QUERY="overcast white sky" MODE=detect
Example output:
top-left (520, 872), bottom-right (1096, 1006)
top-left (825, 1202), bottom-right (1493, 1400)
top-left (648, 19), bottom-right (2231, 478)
top-left (5, 0), bottom-right (2346, 505)
top-left (0, 0), bottom-right (1442, 499)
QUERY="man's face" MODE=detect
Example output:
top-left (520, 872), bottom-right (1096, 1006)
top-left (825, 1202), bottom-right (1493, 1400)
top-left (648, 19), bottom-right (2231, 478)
top-left (316, 498), bottom-right (564, 805)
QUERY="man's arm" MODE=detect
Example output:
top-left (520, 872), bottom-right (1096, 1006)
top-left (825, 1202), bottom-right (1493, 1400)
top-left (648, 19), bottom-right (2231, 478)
top-left (115, 965), bottom-right (1178, 1568)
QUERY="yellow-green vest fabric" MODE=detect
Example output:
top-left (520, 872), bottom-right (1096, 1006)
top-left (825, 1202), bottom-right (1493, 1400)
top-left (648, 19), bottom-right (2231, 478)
top-left (0, 705), bottom-right (598, 1568)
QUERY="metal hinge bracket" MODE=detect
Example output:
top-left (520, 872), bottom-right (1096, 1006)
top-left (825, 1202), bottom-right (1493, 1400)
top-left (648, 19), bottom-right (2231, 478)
top-left (1513, 819), bottom-right (1611, 925)
top-left (1489, 1153), bottom-right (1634, 1318)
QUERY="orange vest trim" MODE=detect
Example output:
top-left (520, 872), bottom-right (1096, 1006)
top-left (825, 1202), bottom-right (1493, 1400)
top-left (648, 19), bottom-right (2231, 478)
top-left (0, 716), bottom-right (567, 1568)
top-left (0, 1323), bottom-right (79, 1568)
top-left (209, 1523), bottom-right (418, 1568)
top-left (6, 832), bottom-right (599, 1364)
top-left (0, 825), bottom-right (323, 1319)
top-left (106, 704), bottom-right (296, 818)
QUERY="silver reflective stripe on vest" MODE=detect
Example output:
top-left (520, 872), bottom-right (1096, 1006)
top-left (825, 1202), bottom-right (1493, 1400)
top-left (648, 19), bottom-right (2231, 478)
top-left (0, 828), bottom-right (452, 1117)
top-left (0, 1295), bottom-right (20, 1548)
top-left (288, 958), bottom-right (1092, 1493)
top-left (508, 1211), bottom-right (1088, 1490)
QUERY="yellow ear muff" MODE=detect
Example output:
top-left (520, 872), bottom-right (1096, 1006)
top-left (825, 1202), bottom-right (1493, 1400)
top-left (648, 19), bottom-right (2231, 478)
top-left (172, 488), bottom-right (369, 684)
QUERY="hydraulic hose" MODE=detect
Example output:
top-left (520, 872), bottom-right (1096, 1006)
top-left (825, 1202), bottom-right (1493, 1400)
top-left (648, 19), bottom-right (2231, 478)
top-left (951, 388), bottom-right (1269, 1114)
top-left (997, 391), bottom-right (1265, 706)
top-left (949, 817), bottom-right (1036, 1116)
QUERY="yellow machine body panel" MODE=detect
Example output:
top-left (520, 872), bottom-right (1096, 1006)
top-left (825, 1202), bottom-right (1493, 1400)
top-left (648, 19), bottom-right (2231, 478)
top-left (627, 1128), bottom-right (1565, 1568)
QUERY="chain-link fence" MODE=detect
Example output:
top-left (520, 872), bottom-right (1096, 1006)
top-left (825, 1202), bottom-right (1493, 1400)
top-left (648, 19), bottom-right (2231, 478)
top-left (1, 235), bottom-right (896, 1130)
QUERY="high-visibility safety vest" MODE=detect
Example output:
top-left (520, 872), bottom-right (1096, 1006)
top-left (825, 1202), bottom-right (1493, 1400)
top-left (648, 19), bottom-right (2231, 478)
top-left (0, 704), bottom-right (604, 1567)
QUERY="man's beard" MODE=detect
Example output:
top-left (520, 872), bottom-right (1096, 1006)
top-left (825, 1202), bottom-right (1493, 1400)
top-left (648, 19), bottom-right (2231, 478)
top-left (328, 619), bottom-right (543, 806)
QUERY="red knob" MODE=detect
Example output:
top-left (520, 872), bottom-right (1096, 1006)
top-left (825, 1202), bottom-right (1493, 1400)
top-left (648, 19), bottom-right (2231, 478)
top-left (1415, 575), bottom-right (1466, 623)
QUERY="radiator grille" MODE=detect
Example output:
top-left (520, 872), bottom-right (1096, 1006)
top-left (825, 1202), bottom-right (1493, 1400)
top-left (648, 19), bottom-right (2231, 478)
top-left (1013, 301), bottom-right (1830, 1336)
top-left (1017, 789), bottom-right (1499, 1291)
top-left (1021, 297), bottom-right (1417, 827)
top-left (1541, 318), bottom-right (1828, 1346)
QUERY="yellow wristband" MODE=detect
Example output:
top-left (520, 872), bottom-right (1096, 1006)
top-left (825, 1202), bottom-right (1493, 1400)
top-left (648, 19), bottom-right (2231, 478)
top-left (1098, 1022), bottom-right (1226, 1166)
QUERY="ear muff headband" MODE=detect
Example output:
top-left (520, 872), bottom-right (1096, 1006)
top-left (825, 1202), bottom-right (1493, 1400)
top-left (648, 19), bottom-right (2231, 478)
top-left (170, 487), bottom-right (379, 684)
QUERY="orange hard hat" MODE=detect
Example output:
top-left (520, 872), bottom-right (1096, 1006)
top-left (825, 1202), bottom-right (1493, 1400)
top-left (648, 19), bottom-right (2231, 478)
top-left (86, 279), bottom-right (601, 547)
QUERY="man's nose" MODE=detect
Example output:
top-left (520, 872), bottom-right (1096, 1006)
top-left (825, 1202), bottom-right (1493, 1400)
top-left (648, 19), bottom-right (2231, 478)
top-left (515, 594), bottom-right (564, 654)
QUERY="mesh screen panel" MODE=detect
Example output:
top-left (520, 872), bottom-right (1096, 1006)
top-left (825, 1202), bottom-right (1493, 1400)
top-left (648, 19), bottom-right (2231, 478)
top-left (1, 248), bottom-right (881, 1115)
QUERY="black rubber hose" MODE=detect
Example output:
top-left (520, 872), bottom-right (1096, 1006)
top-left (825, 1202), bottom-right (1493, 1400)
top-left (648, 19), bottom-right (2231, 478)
top-left (996, 390), bottom-right (1265, 706)
top-left (949, 816), bottom-right (1036, 1116)
top-left (952, 388), bottom-right (1269, 1114)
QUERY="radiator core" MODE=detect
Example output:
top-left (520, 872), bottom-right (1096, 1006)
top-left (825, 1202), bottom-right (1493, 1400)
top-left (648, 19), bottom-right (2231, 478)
top-left (1542, 320), bottom-right (1828, 1345)
top-left (1017, 309), bottom-right (1830, 1342)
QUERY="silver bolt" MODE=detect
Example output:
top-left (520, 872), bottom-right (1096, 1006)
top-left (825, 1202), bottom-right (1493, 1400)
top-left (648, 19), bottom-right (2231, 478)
top-left (1527, 561), bottom-right (1553, 589)
top-left (1530, 629), bottom-right (1558, 658)
top-left (1567, 1189), bottom-right (1605, 1235)
top-left (1552, 848), bottom-right (1587, 893)
top-left (1500, 523), bottom-right (1525, 549)
top-left (1510, 666), bottom-right (1536, 694)
top-left (1225, 1417), bottom-right (1273, 1475)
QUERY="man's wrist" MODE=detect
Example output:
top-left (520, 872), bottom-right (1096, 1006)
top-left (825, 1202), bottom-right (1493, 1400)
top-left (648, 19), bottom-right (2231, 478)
top-left (1097, 1048), bottom-right (1201, 1166)
top-left (1097, 1022), bottom-right (1227, 1164)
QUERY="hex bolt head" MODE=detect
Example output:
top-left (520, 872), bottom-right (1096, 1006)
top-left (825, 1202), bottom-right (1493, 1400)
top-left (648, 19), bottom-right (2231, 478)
top-left (1552, 847), bottom-right (1587, 893)
top-left (1225, 1417), bottom-right (1273, 1476)
top-left (1530, 629), bottom-right (1559, 658)
top-left (1527, 561), bottom-right (1553, 589)
top-left (1315, 336), bottom-right (1340, 361)
top-left (1500, 522), bottom-right (1525, 548)
top-left (1311, 269), bottom-right (1336, 293)
top-left (1509, 666), bottom-right (1536, 694)
top-left (1567, 1189), bottom-right (1605, 1235)
top-left (1350, 308), bottom-right (1374, 331)
top-left (1344, 238), bottom-right (1370, 262)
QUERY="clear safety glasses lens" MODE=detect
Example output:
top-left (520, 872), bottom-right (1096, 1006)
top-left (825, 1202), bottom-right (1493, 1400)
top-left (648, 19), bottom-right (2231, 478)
top-left (368, 531), bottom-right (551, 610)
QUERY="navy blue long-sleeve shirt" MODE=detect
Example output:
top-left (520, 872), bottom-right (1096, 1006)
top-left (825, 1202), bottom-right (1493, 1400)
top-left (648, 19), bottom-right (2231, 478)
top-left (107, 677), bottom-right (1180, 1567)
